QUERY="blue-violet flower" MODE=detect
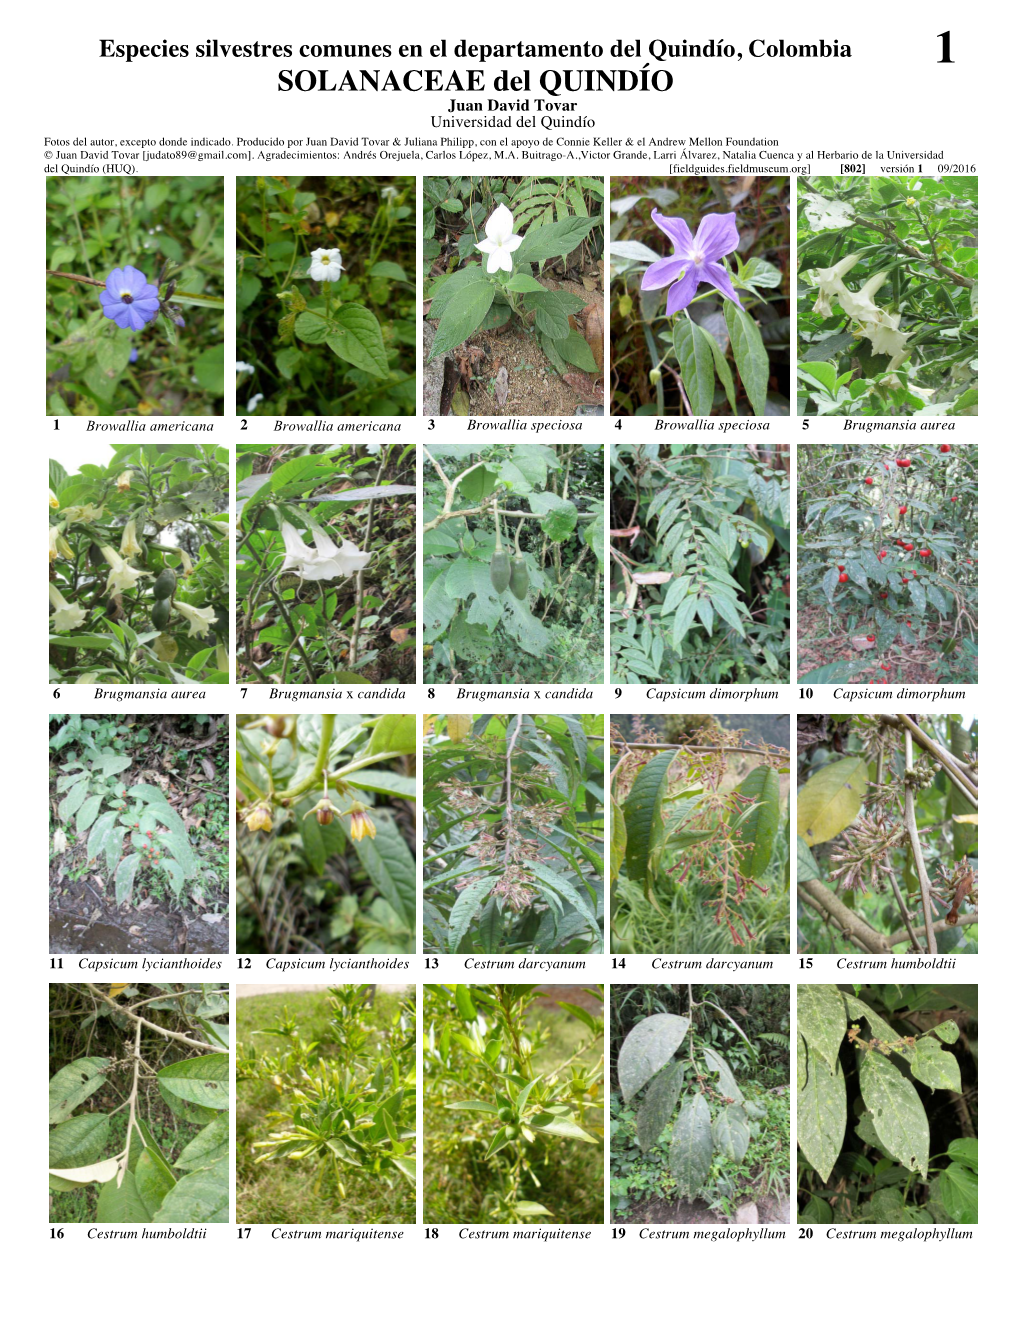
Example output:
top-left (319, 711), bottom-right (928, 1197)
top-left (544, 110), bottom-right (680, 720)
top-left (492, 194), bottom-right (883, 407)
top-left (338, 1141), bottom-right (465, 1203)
top-left (641, 211), bottom-right (743, 315)
top-left (99, 265), bottom-right (161, 331)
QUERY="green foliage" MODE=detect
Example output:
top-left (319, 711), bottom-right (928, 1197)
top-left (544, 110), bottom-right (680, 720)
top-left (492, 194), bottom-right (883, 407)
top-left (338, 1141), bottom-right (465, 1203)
top-left (611, 444), bottom-right (789, 684)
top-left (610, 736), bottom-right (789, 954)
top-left (424, 985), bottom-right (604, 1224)
top-left (796, 715), bottom-right (978, 954)
top-left (235, 176), bottom-right (415, 416)
top-left (423, 176), bottom-right (604, 385)
top-left (424, 444), bottom-right (604, 684)
top-left (237, 987), bottom-right (415, 1221)
top-left (49, 713), bottom-right (220, 909)
top-left (46, 176), bottom-right (224, 416)
top-left (610, 987), bottom-right (790, 1219)
top-left (609, 177), bottom-right (789, 417)
top-left (235, 443), bottom-right (416, 684)
top-left (49, 445), bottom-right (229, 684)
top-left (796, 444), bottom-right (977, 685)
top-left (423, 714), bottom-right (604, 954)
top-left (49, 984), bottom-right (229, 1223)
top-left (236, 713), bottom-right (416, 955)
top-left (797, 985), bottom-right (977, 1224)
top-left (797, 176), bottom-right (978, 417)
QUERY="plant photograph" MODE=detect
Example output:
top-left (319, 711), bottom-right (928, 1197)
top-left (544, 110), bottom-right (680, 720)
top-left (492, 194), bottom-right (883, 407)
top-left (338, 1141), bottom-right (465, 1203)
top-left (611, 984), bottom-right (790, 1224)
top-left (236, 443), bottom-right (416, 684)
top-left (796, 443), bottom-right (977, 684)
top-left (609, 176), bottom-right (790, 417)
top-left (423, 176), bottom-right (604, 415)
top-left (236, 175), bottom-right (415, 416)
top-left (797, 714), bottom-right (977, 955)
top-left (798, 983), bottom-right (977, 1225)
top-left (423, 713), bottom-right (603, 955)
top-left (237, 985), bottom-right (416, 1224)
top-left (46, 176), bottom-right (225, 416)
top-left (610, 715), bottom-right (790, 956)
top-left (423, 443), bottom-right (604, 684)
top-left (50, 982), bottom-right (229, 1224)
top-left (797, 176), bottom-right (978, 417)
top-left (611, 443), bottom-right (790, 684)
top-left (49, 713), bottom-right (229, 955)
top-left (49, 443), bottom-right (229, 685)
top-left (236, 713), bottom-right (416, 956)
top-left (424, 983), bottom-right (603, 1223)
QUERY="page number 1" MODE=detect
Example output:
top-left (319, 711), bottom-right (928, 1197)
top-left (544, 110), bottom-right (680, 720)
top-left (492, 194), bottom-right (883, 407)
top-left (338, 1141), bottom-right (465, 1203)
top-left (936, 31), bottom-right (953, 63)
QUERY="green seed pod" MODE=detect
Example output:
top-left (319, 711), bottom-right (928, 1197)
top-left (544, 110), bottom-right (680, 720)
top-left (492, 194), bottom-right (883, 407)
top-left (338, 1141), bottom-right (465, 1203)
top-left (152, 567), bottom-right (177, 601)
top-left (490, 550), bottom-right (511, 594)
top-left (497, 1106), bottom-right (514, 1123)
top-left (509, 556), bottom-right (528, 600)
top-left (151, 597), bottom-right (171, 630)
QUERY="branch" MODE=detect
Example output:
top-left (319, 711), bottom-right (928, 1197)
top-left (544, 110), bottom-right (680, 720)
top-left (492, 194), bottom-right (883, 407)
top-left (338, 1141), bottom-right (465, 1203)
top-left (91, 988), bottom-right (221, 1051)
top-left (903, 728), bottom-right (937, 953)
top-left (798, 878), bottom-right (887, 953)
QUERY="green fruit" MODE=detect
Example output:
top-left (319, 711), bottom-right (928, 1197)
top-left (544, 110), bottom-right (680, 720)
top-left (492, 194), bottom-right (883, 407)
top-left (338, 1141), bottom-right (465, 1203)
top-left (497, 1106), bottom-right (514, 1123)
top-left (153, 568), bottom-right (177, 601)
top-left (151, 597), bottom-right (171, 630)
top-left (490, 549), bottom-right (511, 594)
top-left (509, 556), bottom-right (528, 600)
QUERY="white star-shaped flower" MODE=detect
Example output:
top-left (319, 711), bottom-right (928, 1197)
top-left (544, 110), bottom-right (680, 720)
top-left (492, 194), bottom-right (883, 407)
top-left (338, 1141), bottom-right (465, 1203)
top-left (475, 204), bottom-right (523, 274)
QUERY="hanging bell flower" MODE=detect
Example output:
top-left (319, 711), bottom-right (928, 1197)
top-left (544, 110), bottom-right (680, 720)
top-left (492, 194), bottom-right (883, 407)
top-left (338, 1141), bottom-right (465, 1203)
top-left (116, 471), bottom-right (132, 492)
top-left (345, 801), bottom-right (376, 841)
top-left (49, 583), bottom-right (87, 631)
top-left (244, 801), bottom-right (273, 833)
top-left (302, 771), bottom-right (335, 825)
top-left (120, 519), bottom-right (143, 559)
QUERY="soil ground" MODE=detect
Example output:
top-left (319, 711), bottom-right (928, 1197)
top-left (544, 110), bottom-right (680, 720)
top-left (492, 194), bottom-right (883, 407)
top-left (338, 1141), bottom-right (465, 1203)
top-left (797, 599), bottom-right (973, 684)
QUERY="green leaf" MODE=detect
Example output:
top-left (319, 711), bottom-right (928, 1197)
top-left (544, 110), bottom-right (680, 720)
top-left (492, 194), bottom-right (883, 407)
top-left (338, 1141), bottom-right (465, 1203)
top-left (908, 1037), bottom-right (961, 1092)
top-left (796, 757), bottom-right (867, 846)
top-left (669, 1093), bottom-right (713, 1199)
top-left (701, 1046), bottom-right (744, 1103)
top-left (941, 1163), bottom-right (978, 1224)
top-left (428, 282), bottom-right (496, 361)
top-left (49, 1114), bottom-right (111, 1169)
top-left (345, 813), bottom-right (415, 930)
top-left (529, 1111), bottom-right (597, 1142)
top-left (673, 317), bottom-right (715, 415)
top-left (948, 1137), bottom-right (978, 1171)
top-left (618, 1013), bottom-right (690, 1103)
top-left (528, 490), bottom-right (578, 542)
top-left (114, 851), bottom-right (140, 905)
top-left (326, 303), bottom-right (389, 378)
top-left (175, 1114), bottom-right (229, 1171)
top-left (515, 215), bottom-right (598, 264)
top-left (697, 324), bottom-right (737, 413)
top-left (635, 1060), bottom-right (685, 1152)
top-left (157, 1053), bottom-right (229, 1111)
top-left (76, 793), bottom-right (104, 834)
top-left (622, 751), bottom-right (676, 892)
top-left (446, 874), bottom-right (497, 951)
top-left (96, 1169), bottom-right (151, 1223)
top-left (367, 713), bottom-right (417, 758)
top-left (135, 1150), bottom-right (177, 1217)
top-left (192, 344), bottom-right (224, 397)
top-left (610, 795), bottom-right (627, 883)
top-left (797, 1038), bottom-right (846, 1182)
top-left (152, 1157), bottom-right (228, 1223)
top-left (671, 592), bottom-right (699, 651)
top-left (552, 327), bottom-right (598, 373)
top-left (859, 1049), bottom-right (928, 1178)
top-left (724, 302), bottom-right (769, 415)
top-left (50, 1058), bottom-right (110, 1123)
top-left (712, 1106), bottom-right (750, 1162)
top-left (369, 261), bottom-right (407, 280)
top-left (729, 765), bottom-right (779, 878)
top-left (798, 985), bottom-right (847, 1074)
top-left (514, 1201), bottom-right (552, 1216)
top-left (932, 1020), bottom-right (960, 1045)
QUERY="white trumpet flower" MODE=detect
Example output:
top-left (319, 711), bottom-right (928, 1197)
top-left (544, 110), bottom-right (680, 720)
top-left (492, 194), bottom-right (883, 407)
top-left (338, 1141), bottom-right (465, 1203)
top-left (279, 521), bottom-right (371, 582)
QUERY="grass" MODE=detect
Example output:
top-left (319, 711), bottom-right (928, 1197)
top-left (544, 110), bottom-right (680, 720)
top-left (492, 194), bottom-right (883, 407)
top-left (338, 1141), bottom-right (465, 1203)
top-left (236, 990), bottom-right (415, 1225)
top-left (424, 998), bottom-right (604, 1224)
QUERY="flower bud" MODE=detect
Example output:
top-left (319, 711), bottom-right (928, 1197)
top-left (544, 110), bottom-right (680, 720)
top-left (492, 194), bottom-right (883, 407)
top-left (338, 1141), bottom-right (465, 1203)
top-left (649, 368), bottom-right (662, 386)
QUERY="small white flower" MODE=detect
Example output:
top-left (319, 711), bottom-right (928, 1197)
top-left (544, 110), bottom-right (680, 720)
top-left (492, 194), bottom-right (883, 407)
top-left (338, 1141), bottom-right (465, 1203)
top-left (172, 600), bottom-right (217, 637)
top-left (381, 186), bottom-right (399, 200)
top-left (120, 519), bottom-right (143, 559)
top-left (247, 394), bottom-right (264, 413)
top-left (235, 361), bottom-right (255, 376)
top-left (308, 247), bottom-right (343, 282)
top-left (279, 521), bottom-right (371, 582)
top-left (475, 204), bottom-right (523, 274)
top-left (49, 583), bottom-right (87, 632)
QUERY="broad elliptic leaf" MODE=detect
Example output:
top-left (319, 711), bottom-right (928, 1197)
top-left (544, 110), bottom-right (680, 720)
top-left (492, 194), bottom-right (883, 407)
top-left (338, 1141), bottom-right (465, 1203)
top-left (622, 751), bottom-right (676, 893)
top-left (724, 301), bottom-right (769, 416)
top-left (157, 1052), bottom-right (229, 1110)
top-left (798, 1040), bottom-right (846, 1182)
top-left (859, 1049), bottom-right (928, 1179)
top-left (96, 1169), bottom-right (151, 1223)
top-left (797, 757), bottom-right (867, 845)
top-left (669, 1093), bottom-right (713, 1200)
top-left (840, 993), bottom-right (900, 1045)
top-left (798, 984), bottom-right (847, 1073)
top-left (528, 490), bottom-right (578, 542)
top-left (135, 1149), bottom-right (177, 1217)
top-left (932, 1020), bottom-right (960, 1045)
top-left (702, 1046), bottom-right (744, 1102)
top-left (908, 1037), bottom-right (962, 1093)
top-left (609, 793), bottom-right (627, 884)
top-left (712, 1106), bottom-right (750, 1162)
top-left (941, 1163), bottom-right (978, 1224)
top-left (446, 874), bottom-right (497, 952)
top-left (49, 1114), bottom-right (110, 1170)
top-left (729, 765), bottom-right (779, 878)
top-left (529, 1111), bottom-right (596, 1143)
top-left (49, 1057), bottom-right (110, 1123)
top-left (152, 1157), bottom-right (228, 1223)
top-left (673, 316), bottom-right (715, 416)
top-left (618, 1013), bottom-right (690, 1104)
top-left (635, 1059), bottom-right (685, 1152)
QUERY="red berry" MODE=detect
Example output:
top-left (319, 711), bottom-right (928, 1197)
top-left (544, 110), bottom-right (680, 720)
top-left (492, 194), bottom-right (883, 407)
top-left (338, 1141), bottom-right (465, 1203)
top-left (919, 548), bottom-right (931, 557)
top-left (903, 543), bottom-right (913, 551)
top-left (898, 506), bottom-right (907, 515)
top-left (838, 572), bottom-right (849, 583)
top-left (906, 621), bottom-right (912, 627)
top-left (884, 464), bottom-right (889, 470)
top-left (878, 550), bottom-right (887, 559)
top-left (896, 458), bottom-right (911, 468)
top-left (867, 635), bottom-right (875, 642)
top-left (951, 496), bottom-right (958, 502)
top-left (880, 665), bottom-right (891, 672)
top-left (837, 564), bottom-right (845, 571)
top-left (966, 559), bottom-right (973, 564)
top-left (940, 444), bottom-right (951, 453)
top-left (865, 477), bottom-right (873, 485)
top-left (902, 578), bottom-right (910, 583)
top-left (880, 592), bottom-right (888, 599)
top-left (912, 570), bottom-right (918, 576)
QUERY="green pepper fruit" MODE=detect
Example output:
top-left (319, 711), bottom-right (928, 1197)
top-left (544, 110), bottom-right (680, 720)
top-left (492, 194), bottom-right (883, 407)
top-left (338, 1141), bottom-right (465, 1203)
top-left (509, 556), bottom-right (528, 600)
top-left (152, 567), bottom-right (177, 601)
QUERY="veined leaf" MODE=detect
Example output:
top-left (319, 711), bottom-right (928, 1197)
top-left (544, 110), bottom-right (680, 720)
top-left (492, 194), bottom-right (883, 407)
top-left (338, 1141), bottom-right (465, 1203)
top-left (798, 984), bottom-right (847, 1074)
top-left (797, 757), bottom-right (867, 845)
top-left (859, 1049), bottom-right (928, 1178)
top-left (618, 1013), bottom-right (690, 1103)
top-left (673, 316), bottom-right (715, 415)
top-left (669, 1093), bottom-right (713, 1199)
top-left (712, 1105), bottom-right (750, 1162)
top-left (729, 765), bottom-right (779, 878)
top-left (635, 1060), bottom-right (685, 1153)
top-left (622, 751), bottom-right (676, 898)
top-left (797, 1037), bottom-right (845, 1182)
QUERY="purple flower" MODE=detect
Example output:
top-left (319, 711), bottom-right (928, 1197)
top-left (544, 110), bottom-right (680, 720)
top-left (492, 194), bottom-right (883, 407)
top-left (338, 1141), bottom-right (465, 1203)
top-left (129, 346), bottom-right (138, 363)
top-left (99, 265), bottom-right (161, 331)
top-left (641, 211), bottom-right (743, 316)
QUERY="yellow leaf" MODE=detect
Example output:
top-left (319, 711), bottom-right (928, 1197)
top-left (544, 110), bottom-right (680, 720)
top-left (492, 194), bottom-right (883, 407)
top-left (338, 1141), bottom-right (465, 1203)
top-left (797, 757), bottom-right (867, 845)
top-left (109, 984), bottom-right (130, 997)
top-left (447, 714), bottom-right (472, 744)
top-left (952, 814), bottom-right (978, 826)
